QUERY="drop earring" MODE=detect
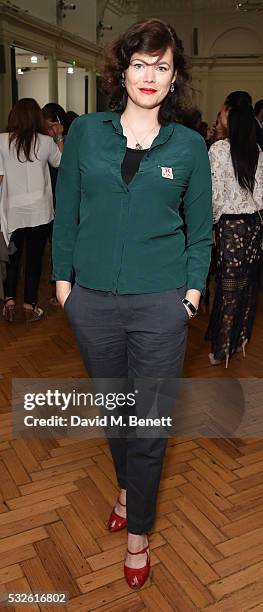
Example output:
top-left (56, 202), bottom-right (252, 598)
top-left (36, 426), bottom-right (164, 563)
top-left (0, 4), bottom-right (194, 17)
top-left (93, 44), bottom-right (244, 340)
top-left (121, 78), bottom-right (126, 88)
top-left (170, 82), bottom-right (175, 93)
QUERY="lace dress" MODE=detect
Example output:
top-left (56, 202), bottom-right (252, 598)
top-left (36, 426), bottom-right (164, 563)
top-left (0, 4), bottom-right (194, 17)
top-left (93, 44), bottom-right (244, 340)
top-left (205, 139), bottom-right (263, 365)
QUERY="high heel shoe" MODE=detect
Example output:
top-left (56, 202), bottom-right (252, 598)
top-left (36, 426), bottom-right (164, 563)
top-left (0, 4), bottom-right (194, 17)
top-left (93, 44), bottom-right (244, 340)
top-left (107, 498), bottom-right (127, 532)
top-left (208, 352), bottom-right (230, 368)
top-left (208, 352), bottom-right (223, 366)
top-left (124, 541), bottom-right (150, 589)
top-left (23, 304), bottom-right (44, 322)
top-left (236, 338), bottom-right (248, 357)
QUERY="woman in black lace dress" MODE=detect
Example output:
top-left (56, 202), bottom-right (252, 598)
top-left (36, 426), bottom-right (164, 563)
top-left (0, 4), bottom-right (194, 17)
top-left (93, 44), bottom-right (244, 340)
top-left (206, 91), bottom-right (263, 367)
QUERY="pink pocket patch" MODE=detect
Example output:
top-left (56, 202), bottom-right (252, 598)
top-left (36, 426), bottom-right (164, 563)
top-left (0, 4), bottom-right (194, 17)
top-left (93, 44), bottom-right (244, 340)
top-left (161, 167), bottom-right (174, 180)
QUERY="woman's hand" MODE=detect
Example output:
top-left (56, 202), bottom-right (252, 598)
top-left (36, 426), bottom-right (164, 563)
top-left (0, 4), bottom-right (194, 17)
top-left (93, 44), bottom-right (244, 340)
top-left (56, 122), bottom-right (64, 138)
top-left (46, 120), bottom-right (64, 151)
top-left (46, 120), bottom-right (64, 139)
top-left (185, 289), bottom-right (201, 309)
top-left (207, 124), bottom-right (216, 141)
top-left (56, 280), bottom-right (71, 308)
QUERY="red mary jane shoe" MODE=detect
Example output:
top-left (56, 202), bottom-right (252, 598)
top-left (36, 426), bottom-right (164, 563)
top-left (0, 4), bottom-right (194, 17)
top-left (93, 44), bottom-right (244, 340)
top-left (107, 498), bottom-right (127, 532)
top-left (124, 542), bottom-right (150, 589)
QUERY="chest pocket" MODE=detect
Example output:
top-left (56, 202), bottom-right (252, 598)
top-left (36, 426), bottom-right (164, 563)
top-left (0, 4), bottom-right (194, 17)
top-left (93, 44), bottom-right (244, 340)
top-left (156, 163), bottom-right (188, 189)
top-left (141, 162), bottom-right (188, 195)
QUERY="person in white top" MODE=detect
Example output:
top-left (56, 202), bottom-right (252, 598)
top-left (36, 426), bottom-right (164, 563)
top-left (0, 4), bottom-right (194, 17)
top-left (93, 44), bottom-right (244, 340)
top-left (206, 91), bottom-right (263, 367)
top-left (0, 98), bottom-right (63, 321)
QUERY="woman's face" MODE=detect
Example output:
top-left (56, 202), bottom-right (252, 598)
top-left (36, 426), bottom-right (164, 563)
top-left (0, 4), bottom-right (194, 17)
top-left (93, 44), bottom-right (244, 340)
top-left (220, 105), bottom-right (229, 130)
top-left (123, 47), bottom-right (176, 110)
top-left (46, 119), bottom-right (62, 138)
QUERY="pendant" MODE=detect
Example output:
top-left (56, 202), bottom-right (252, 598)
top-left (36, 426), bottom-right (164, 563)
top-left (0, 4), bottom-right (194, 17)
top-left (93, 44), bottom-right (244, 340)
top-left (135, 143), bottom-right (143, 150)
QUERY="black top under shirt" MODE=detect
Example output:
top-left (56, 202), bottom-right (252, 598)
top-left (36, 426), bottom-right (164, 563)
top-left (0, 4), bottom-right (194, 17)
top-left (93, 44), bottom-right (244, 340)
top-left (121, 147), bottom-right (148, 184)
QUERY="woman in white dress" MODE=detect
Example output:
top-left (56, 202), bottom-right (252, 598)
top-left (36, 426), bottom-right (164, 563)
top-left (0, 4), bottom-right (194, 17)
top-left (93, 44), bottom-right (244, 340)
top-left (206, 91), bottom-right (263, 366)
top-left (0, 98), bottom-right (63, 321)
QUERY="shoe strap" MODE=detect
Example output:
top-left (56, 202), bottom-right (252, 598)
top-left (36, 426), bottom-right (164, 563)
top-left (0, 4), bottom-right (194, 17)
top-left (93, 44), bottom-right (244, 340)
top-left (127, 544), bottom-right (149, 555)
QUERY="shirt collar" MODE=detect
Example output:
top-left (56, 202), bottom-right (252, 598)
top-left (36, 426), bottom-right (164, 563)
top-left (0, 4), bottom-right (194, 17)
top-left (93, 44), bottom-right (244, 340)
top-left (102, 111), bottom-right (175, 146)
top-left (103, 112), bottom-right (123, 135)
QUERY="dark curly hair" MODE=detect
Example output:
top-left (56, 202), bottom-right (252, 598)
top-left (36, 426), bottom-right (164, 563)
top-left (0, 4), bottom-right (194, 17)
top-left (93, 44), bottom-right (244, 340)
top-left (102, 18), bottom-right (191, 126)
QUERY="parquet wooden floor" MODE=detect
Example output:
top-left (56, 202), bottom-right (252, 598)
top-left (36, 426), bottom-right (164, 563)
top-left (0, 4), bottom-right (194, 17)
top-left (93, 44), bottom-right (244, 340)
top-left (0, 251), bottom-right (263, 611)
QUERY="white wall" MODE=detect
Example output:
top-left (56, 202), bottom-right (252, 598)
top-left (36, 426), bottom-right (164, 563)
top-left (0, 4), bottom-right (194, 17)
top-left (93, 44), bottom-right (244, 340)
top-left (12, 0), bottom-right (56, 24)
top-left (135, 1), bottom-right (263, 57)
top-left (17, 69), bottom-right (49, 107)
top-left (191, 19), bottom-right (263, 122)
top-left (14, 0), bottom-right (97, 42)
top-left (100, 7), bottom-right (136, 46)
top-left (12, 0), bottom-right (133, 45)
top-left (58, 68), bottom-right (67, 109)
top-left (193, 63), bottom-right (263, 124)
top-left (62, 0), bottom-right (97, 44)
top-left (211, 27), bottom-right (262, 56)
top-left (66, 68), bottom-right (86, 115)
top-left (16, 66), bottom-right (84, 113)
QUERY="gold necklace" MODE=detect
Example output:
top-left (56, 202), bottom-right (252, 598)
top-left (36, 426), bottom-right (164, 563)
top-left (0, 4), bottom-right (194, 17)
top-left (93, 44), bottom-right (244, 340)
top-left (122, 116), bottom-right (159, 150)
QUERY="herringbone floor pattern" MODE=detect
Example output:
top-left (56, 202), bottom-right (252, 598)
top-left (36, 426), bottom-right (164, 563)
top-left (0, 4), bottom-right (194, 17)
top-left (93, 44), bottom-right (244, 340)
top-left (0, 253), bottom-right (263, 611)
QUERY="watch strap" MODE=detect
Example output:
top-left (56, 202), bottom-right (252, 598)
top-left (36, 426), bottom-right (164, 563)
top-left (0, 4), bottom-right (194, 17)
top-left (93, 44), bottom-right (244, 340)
top-left (182, 298), bottom-right (197, 317)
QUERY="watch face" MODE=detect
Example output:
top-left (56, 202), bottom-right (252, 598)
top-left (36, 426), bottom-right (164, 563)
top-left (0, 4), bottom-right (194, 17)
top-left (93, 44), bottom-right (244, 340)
top-left (182, 299), bottom-right (197, 315)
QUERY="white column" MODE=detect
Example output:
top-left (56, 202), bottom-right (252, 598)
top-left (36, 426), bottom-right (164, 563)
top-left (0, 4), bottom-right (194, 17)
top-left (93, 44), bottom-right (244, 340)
top-left (0, 41), bottom-right (12, 131)
top-left (66, 69), bottom-right (85, 115)
top-left (191, 66), bottom-right (202, 110)
top-left (88, 69), bottom-right (97, 113)
top-left (48, 55), bottom-right (58, 102)
top-left (200, 65), bottom-right (209, 121)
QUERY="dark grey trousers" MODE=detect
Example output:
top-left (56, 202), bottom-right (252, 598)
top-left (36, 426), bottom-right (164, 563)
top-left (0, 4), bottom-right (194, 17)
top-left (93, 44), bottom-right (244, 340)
top-left (64, 283), bottom-right (188, 533)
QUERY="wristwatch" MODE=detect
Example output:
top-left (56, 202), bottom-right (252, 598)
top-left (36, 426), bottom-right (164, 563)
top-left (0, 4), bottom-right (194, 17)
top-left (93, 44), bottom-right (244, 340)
top-left (182, 298), bottom-right (198, 318)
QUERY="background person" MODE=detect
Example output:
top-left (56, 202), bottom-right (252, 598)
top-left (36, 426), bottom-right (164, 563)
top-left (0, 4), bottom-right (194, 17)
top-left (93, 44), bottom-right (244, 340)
top-left (206, 91), bottom-right (263, 366)
top-left (65, 110), bottom-right (79, 134)
top-left (0, 98), bottom-right (63, 322)
top-left (206, 110), bottom-right (227, 149)
top-left (42, 103), bottom-right (66, 305)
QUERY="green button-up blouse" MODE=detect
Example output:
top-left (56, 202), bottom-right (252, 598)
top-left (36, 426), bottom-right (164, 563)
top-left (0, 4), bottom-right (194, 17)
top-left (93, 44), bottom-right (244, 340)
top-left (52, 111), bottom-right (212, 294)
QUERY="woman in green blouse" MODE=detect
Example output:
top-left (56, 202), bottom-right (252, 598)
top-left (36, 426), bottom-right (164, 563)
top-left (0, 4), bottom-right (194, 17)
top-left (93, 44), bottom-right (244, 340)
top-left (53, 18), bottom-right (212, 590)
